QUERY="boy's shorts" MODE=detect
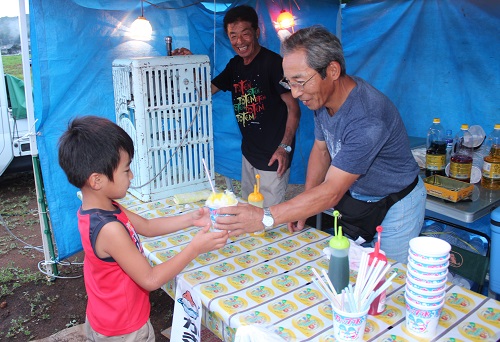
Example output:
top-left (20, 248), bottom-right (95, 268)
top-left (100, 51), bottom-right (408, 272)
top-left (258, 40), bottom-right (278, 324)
top-left (85, 318), bottom-right (155, 341)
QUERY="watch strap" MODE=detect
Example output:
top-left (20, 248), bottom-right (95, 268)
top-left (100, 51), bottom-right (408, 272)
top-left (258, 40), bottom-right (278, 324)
top-left (278, 143), bottom-right (292, 153)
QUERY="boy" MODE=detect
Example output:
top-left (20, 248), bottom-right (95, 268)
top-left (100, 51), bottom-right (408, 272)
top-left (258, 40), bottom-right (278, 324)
top-left (58, 116), bottom-right (228, 341)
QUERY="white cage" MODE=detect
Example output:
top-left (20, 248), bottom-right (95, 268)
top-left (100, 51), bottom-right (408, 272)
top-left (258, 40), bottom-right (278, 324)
top-left (112, 56), bottom-right (214, 202)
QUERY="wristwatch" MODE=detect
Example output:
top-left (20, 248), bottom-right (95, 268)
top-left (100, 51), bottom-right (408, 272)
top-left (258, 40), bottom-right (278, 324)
top-left (279, 143), bottom-right (292, 153)
top-left (262, 207), bottom-right (275, 231)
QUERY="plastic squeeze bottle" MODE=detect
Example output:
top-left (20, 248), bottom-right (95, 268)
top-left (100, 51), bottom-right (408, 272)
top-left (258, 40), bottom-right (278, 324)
top-left (248, 175), bottom-right (265, 235)
top-left (367, 226), bottom-right (387, 315)
top-left (327, 211), bottom-right (350, 294)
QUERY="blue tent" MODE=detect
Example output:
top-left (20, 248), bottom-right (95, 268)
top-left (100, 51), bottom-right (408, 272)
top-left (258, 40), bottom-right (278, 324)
top-left (29, 0), bottom-right (500, 259)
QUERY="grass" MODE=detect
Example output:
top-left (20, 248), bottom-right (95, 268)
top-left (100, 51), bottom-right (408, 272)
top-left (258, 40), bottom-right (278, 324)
top-left (1, 54), bottom-right (24, 79)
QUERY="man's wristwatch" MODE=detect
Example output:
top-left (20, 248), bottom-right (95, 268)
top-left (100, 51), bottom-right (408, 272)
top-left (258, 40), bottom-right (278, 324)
top-left (279, 143), bottom-right (292, 153)
top-left (262, 207), bottom-right (275, 231)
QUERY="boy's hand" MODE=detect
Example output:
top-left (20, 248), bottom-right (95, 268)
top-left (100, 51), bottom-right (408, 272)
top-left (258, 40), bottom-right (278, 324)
top-left (190, 224), bottom-right (228, 254)
top-left (191, 207), bottom-right (211, 227)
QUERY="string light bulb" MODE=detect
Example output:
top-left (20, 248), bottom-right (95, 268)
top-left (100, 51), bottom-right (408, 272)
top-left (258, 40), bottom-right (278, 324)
top-left (130, 1), bottom-right (153, 40)
top-left (276, 10), bottom-right (295, 30)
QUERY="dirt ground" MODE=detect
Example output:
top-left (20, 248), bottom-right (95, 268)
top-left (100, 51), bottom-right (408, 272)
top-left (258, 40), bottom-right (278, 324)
top-left (0, 171), bottom-right (307, 340)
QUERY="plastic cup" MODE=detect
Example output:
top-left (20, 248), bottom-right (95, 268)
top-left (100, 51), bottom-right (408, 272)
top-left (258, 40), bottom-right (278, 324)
top-left (332, 305), bottom-right (369, 342)
top-left (405, 292), bottom-right (444, 338)
top-left (409, 237), bottom-right (451, 259)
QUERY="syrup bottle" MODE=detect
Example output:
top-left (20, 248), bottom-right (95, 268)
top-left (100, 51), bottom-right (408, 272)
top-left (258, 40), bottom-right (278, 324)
top-left (425, 118), bottom-right (446, 177)
top-left (481, 124), bottom-right (500, 190)
top-left (326, 211), bottom-right (350, 294)
top-left (367, 226), bottom-right (387, 315)
top-left (449, 124), bottom-right (473, 183)
top-left (248, 175), bottom-right (265, 235)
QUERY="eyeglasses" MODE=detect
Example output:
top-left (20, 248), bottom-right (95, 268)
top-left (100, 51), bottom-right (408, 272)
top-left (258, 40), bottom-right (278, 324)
top-left (279, 72), bottom-right (317, 91)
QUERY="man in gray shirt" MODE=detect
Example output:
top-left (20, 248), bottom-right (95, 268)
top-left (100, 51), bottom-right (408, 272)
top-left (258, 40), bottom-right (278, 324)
top-left (216, 26), bottom-right (426, 264)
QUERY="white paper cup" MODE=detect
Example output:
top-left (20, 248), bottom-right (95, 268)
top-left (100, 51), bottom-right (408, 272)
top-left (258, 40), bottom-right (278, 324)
top-left (407, 256), bottom-right (449, 272)
top-left (406, 268), bottom-right (447, 289)
top-left (405, 292), bottom-right (444, 338)
top-left (407, 263), bottom-right (448, 279)
top-left (207, 203), bottom-right (237, 232)
top-left (408, 248), bottom-right (450, 265)
top-left (406, 280), bottom-right (446, 296)
top-left (332, 305), bottom-right (369, 342)
top-left (409, 237), bottom-right (451, 258)
top-left (405, 286), bottom-right (445, 305)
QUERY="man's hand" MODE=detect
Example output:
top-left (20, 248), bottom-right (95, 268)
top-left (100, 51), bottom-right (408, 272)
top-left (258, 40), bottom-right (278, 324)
top-left (268, 147), bottom-right (290, 177)
top-left (172, 47), bottom-right (193, 56)
top-left (287, 219), bottom-right (306, 233)
top-left (215, 203), bottom-right (264, 237)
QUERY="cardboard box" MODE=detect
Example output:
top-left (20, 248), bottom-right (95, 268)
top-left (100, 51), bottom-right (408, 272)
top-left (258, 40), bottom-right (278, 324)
top-left (423, 175), bottom-right (474, 202)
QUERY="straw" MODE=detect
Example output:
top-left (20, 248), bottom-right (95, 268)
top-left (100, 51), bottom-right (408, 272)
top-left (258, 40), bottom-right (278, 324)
top-left (321, 268), bottom-right (339, 296)
top-left (202, 158), bottom-right (215, 193)
top-left (312, 277), bottom-right (335, 303)
top-left (354, 252), bottom-right (369, 300)
top-left (312, 268), bottom-right (342, 308)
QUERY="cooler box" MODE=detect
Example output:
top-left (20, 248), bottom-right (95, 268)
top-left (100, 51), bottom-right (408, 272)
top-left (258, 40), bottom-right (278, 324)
top-left (490, 207), bottom-right (500, 294)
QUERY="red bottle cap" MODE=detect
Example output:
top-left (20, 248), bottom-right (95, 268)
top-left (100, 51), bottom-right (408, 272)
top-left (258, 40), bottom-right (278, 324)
top-left (368, 226), bottom-right (387, 265)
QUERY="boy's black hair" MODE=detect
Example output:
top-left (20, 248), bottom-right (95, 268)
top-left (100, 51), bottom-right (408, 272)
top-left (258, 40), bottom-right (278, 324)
top-left (58, 115), bottom-right (134, 189)
top-left (223, 5), bottom-right (259, 33)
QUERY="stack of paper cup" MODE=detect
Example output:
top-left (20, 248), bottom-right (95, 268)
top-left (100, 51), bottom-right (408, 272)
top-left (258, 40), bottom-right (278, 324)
top-left (405, 236), bottom-right (451, 338)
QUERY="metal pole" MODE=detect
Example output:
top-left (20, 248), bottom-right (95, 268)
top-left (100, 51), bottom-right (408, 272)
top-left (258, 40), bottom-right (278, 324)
top-left (17, 0), bottom-right (58, 278)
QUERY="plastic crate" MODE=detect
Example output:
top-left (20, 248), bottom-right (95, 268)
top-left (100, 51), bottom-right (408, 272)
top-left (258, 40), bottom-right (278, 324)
top-left (112, 56), bottom-right (214, 201)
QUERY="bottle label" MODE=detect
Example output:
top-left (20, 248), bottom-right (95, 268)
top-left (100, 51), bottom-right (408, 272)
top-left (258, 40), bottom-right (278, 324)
top-left (377, 290), bottom-right (387, 313)
top-left (449, 161), bottom-right (472, 180)
top-left (426, 154), bottom-right (446, 170)
top-left (482, 161), bottom-right (500, 179)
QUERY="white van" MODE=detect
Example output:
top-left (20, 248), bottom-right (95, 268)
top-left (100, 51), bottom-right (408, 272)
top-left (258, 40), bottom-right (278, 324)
top-left (0, 59), bottom-right (32, 177)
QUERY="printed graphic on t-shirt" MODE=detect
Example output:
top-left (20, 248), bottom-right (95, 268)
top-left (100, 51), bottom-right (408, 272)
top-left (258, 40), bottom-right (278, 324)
top-left (124, 219), bottom-right (144, 255)
top-left (233, 78), bottom-right (266, 127)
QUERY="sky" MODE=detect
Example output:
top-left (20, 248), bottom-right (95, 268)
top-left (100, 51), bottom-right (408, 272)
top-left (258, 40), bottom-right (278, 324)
top-left (0, 0), bottom-right (29, 18)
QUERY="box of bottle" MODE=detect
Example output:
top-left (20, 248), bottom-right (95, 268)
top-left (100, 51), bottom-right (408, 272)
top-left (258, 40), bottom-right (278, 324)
top-left (423, 175), bottom-right (474, 202)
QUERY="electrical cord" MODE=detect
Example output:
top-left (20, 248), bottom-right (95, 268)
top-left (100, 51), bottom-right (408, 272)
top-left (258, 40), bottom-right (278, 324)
top-left (0, 213), bottom-right (83, 279)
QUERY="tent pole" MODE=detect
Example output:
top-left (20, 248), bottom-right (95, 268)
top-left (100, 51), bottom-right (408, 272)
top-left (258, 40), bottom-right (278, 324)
top-left (17, 0), bottom-right (58, 278)
top-left (33, 155), bottom-right (58, 278)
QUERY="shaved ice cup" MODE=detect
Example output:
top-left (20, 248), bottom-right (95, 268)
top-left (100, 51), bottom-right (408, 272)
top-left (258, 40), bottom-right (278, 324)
top-left (405, 292), bottom-right (444, 338)
top-left (332, 305), bottom-right (369, 342)
top-left (206, 191), bottom-right (238, 233)
top-left (208, 204), bottom-right (237, 232)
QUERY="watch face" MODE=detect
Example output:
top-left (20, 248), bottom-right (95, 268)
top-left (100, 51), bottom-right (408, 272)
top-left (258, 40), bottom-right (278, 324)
top-left (285, 146), bottom-right (292, 153)
top-left (263, 215), bottom-right (274, 227)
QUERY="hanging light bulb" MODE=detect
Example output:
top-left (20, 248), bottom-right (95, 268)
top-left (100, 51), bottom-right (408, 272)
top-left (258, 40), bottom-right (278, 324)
top-left (276, 10), bottom-right (295, 30)
top-left (130, 1), bottom-right (152, 40)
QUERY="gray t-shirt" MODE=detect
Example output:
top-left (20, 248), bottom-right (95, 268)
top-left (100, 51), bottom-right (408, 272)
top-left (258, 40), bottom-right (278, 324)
top-left (314, 76), bottom-right (419, 196)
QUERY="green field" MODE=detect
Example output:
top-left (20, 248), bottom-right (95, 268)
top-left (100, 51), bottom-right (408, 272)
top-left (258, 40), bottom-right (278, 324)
top-left (1, 55), bottom-right (24, 80)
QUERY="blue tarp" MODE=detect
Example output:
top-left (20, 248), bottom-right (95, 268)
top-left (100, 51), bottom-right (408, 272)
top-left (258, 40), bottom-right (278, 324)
top-left (29, 0), bottom-right (499, 259)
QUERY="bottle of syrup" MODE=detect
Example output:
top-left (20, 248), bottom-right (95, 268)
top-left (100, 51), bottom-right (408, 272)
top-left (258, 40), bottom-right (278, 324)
top-left (481, 124), bottom-right (500, 190)
top-left (425, 118), bottom-right (446, 177)
top-left (449, 124), bottom-right (473, 183)
top-left (367, 226), bottom-right (387, 315)
top-left (248, 175), bottom-right (265, 235)
top-left (327, 211), bottom-right (350, 294)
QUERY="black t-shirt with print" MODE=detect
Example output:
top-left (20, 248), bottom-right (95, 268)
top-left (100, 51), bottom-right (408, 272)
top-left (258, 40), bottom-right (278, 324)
top-left (212, 47), bottom-right (294, 171)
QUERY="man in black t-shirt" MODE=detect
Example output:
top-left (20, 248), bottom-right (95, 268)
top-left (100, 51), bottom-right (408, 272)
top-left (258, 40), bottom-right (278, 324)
top-left (174, 5), bottom-right (300, 206)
